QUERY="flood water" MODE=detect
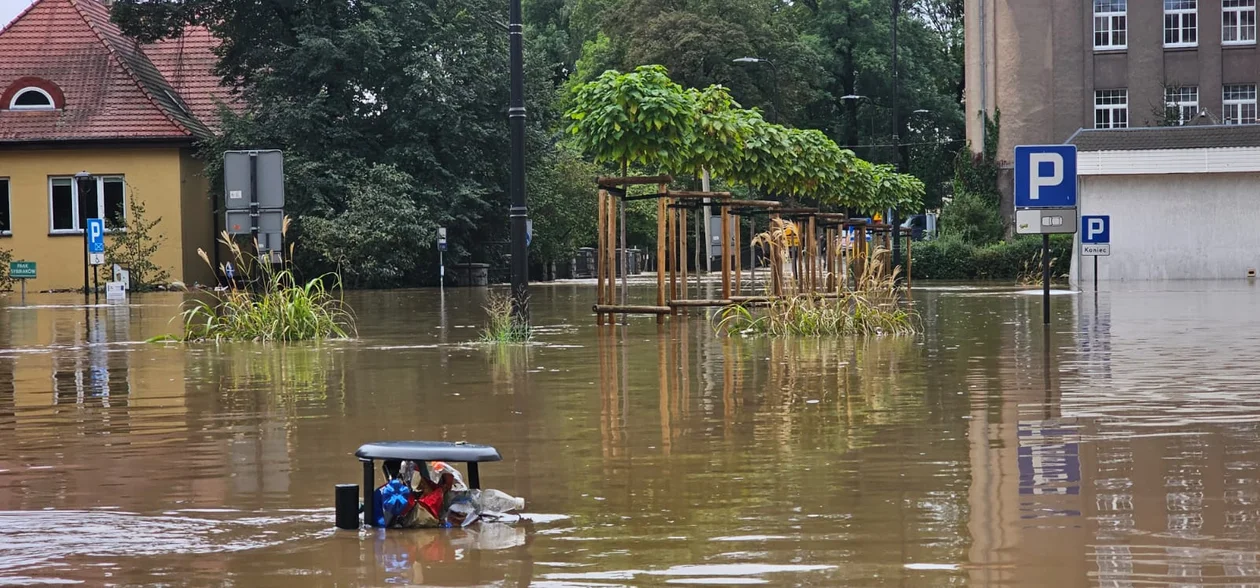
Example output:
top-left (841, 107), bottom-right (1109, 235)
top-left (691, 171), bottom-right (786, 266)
top-left (2, 281), bottom-right (1260, 586)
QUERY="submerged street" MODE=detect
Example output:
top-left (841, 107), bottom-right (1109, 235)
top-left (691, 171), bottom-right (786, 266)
top-left (2, 283), bottom-right (1259, 586)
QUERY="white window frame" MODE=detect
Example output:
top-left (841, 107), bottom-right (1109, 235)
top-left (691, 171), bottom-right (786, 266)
top-left (1095, 89), bottom-right (1129, 129)
top-left (0, 177), bottom-right (10, 236)
top-left (8, 87), bottom-right (55, 111)
top-left (47, 175), bottom-right (126, 234)
top-left (1223, 0), bottom-right (1257, 45)
top-left (1224, 84), bottom-right (1258, 125)
top-left (1164, 0), bottom-right (1198, 48)
top-left (1165, 86), bottom-right (1199, 125)
top-left (1095, 0), bottom-right (1128, 50)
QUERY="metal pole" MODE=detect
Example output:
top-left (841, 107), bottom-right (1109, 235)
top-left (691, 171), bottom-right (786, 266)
top-left (703, 168), bottom-right (712, 273)
top-left (1042, 234), bottom-right (1051, 326)
top-left (890, 0), bottom-right (903, 271)
top-left (1094, 255), bottom-right (1098, 291)
top-left (509, 0), bottom-right (530, 325)
top-left (78, 177), bottom-right (89, 302)
top-left (440, 250), bottom-right (445, 287)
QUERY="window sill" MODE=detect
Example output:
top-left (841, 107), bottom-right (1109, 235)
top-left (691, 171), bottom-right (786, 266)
top-left (48, 229), bottom-right (127, 236)
top-left (1163, 44), bottom-right (1198, 51)
top-left (0, 231), bottom-right (10, 237)
top-left (1094, 46), bottom-right (1127, 54)
top-left (1223, 41), bottom-right (1258, 48)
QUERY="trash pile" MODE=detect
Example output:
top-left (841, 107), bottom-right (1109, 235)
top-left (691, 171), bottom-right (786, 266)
top-left (372, 460), bottom-right (525, 529)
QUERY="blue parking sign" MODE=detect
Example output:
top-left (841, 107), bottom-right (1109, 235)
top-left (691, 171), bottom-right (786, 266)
top-left (1081, 215), bottom-right (1110, 244)
top-left (87, 218), bottom-right (105, 254)
top-left (1015, 145), bottom-right (1077, 208)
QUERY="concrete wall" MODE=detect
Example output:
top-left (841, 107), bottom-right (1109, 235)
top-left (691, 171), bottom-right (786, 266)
top-left (0, 146), bottom-right (211, 290)
top-left (1072, 173), bottom-right (1260, 283)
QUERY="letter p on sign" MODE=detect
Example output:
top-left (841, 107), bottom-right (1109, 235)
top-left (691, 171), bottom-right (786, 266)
top-left (1015, 145), bottom-right (1077, 209)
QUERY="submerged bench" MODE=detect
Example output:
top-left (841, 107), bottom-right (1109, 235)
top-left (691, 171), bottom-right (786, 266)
top-left (340, 440), bottom-right (503, 529)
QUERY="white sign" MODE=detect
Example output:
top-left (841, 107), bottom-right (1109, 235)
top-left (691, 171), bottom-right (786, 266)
top-left (105, 281), bottom-right (126, 302)
top-left (89, 252), bottom-right (105, 266)
top-left (229, 190), bottom-right (243, 200)
top-left (1081, 244), bottom-right (1111, 257)
top-left (1015, 208), bottom-right (1079, 235)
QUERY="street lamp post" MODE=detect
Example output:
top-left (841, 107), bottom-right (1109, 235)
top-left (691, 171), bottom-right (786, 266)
top-left (508, 0), bottom-right (529, 324)
top-left (75, 170), bottom-right (92, 302)
top-left (732, 57), bottom-right (779, 123)
top-left (891, 0), bottom-right (904, 271)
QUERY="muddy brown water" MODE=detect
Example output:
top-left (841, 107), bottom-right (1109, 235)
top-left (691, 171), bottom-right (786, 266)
top-left (2, 283), bottom-right (1260, 586)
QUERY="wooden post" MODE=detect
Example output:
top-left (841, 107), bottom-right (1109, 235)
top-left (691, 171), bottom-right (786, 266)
top-left (680, 208), bottom-right (688, 300)
top-left (606, 191), bottom-right (617, 318)
top-left (807, 216), bottom-right (817, 293)
top-left (906, 231), bottom-right (913, 291)
top-left (770, 213), bottom-right (782, 297)
top-left (734, 214), bottom-right (742, 295)
top-left (856, 223), bottom-right (867, 285)
top-left (749, 217), bottom-right (756, 285)
top-left (721, 204), bottom-right (731, 299)
top-left (597, 190), bottom-right (607, 325)
top-left (656, 187), bottom-right (667, 324)
top-left (670, 206), bottom-right (678, 309)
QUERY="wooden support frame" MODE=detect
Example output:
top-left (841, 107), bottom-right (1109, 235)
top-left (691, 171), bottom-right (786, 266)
top-left (596, 189), bottom-right (607, 324)
top-left (720, 203), bottom-right (731, 299)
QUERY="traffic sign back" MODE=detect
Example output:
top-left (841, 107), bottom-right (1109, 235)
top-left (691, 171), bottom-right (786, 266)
top-left (1015, 145), bottom-right (1078, 208)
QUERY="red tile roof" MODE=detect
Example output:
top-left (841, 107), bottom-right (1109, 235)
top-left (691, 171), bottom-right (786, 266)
top-left (143, 26), bottom-right (240, 131)
top-left (0, 0), bottom-right (231, 143)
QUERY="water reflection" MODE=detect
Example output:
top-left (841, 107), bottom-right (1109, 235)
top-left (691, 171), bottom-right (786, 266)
top-left (0, 286), bottom-right (1259, 585)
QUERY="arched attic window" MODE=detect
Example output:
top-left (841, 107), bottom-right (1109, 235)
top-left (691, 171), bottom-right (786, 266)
top-left (10, 87), bottom-right (55, 110)
top-left (2, 78), bottom-right (65, 111)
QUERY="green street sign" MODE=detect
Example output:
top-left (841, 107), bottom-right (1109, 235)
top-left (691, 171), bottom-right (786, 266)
top-left (9, 261), bottom-right (35, 280)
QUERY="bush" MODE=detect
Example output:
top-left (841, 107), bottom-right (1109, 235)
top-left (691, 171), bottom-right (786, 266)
top-left (940, 190), bottom-right (1004, 245)
top-left (913, 234), bottom-right (1070, 281)
top-left (0, 246), bottom-right (11, 292)
top-left (98, 198), bottom-right (170, 290)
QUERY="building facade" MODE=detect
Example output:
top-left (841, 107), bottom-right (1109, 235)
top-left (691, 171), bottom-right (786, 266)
top-left (966, 0), bottom-right (1260, 162)
top-left (0, 0), bottom-right (231, 290)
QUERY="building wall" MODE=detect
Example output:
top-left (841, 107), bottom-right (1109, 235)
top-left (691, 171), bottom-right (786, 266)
top-left (966, 0), bottom-right (1260, 162)
top-left (179, 147), bottom-right (216, 286)
top-left (1071, 172), bottom-right (1260, 282)
top-left (0, 146), bottom-right (212, 290)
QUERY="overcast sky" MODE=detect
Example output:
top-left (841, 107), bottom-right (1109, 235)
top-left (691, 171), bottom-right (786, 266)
top-left (1, 0), bottom-right (35, 30)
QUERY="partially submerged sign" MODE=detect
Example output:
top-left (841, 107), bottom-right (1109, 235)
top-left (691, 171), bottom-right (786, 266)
top-left (9, 261), bottom-right (35, 279)
top-left (105, 281), bottom-right (126, 302)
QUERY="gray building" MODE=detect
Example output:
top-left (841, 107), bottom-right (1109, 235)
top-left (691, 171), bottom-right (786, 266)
top-left (966, 0), bottom-right (1260, 161)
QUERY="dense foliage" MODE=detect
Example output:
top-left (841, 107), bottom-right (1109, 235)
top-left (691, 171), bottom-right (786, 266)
top-left (111, 0), bottom-right (965, 287)
top-left (912, 234), bottom-right (1072, 281)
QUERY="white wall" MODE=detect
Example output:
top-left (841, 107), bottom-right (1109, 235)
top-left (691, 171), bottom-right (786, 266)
top-left (1071, 172), bottom-right (1260, 284)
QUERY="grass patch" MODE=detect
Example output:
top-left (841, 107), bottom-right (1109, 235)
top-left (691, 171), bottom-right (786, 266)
top-left (171, 230), bottom-right (355, 342)
top-left (479, 291), bottom-right (532, 343)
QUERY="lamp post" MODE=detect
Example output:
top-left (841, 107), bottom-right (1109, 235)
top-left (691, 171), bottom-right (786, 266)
top-left (890, 0), bottom-right (904, 272)
top-left (508, 0), bottom-right (529, 324)
top-left (75, 170), bottom-right (93, 302)
top-left (732, 57), bottom-right (779, 123)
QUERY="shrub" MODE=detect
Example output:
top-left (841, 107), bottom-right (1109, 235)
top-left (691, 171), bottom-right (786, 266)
top-left (940, 190), bottom-right (1004, 245)
top-left (913, 235), bottom-right (1070, 281)
top-left (0, 246), bottom-right (11, 292)
top-left (97, 198), bottom-right (170, 290)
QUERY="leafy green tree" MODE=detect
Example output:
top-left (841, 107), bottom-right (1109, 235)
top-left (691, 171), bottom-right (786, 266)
top-left (100, 198), bottom-right (171, 290)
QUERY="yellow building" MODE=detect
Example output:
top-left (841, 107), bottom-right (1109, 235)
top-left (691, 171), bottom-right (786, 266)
top-left (0, 0), bottom-right (232, 290)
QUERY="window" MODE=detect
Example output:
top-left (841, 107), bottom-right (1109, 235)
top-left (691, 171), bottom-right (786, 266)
top-left (1224, 84), bottom-right (1258, 124)
top-left (8, 87), bottom-right (55, 110)
top-left (1224, 0), bottom-right (1257, 44)
top-left (0, 178), bottom-right (9, 235)
top-left (1095, 0), bottom-right (1127, 50)
top-left (1095, 90), bottom-right (1129, 129)
top-left (1165, 86), bottom-right (1199, 125)
top-left (1164, 0), bottom-right (1198, 47)
top-left (48, 176), bottom-right (126, 233)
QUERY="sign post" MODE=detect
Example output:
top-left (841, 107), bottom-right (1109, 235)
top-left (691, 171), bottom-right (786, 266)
top-left (9, 261), bottom-right (35, 304)
top-left (1080, 215), bottom-right (1111, 290)
top-left (437, 227), bottom-right (447, 286)
top-left (87, 217), bottom-right (105, 302)
top-left (1014, 145), bottom-right (1079, 326)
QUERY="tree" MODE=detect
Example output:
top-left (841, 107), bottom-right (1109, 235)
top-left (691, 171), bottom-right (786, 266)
top-left (100, 198), bottom-right (170, 290)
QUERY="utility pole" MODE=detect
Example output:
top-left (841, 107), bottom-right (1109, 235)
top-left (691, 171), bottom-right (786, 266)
top-left (890, 0), bottom-right (904, 271)
top-left (508, 0), bottom-right (530, 324)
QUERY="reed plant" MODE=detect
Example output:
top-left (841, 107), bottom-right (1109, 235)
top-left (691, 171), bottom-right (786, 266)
top-left (173, 227), bottom-right (354, 342)
top-left (479, 291), bottom-right (532, 343)
top-left (717, 225), bottom-right (918, 337)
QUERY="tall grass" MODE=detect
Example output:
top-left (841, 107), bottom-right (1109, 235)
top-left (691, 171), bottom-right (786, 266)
top-left (716, 226), bottom-right (918, 337)
top-left (1016, 246), bottom-right (1062, 286)
top-left (174, 230), bottom-right (355, 342)
top-left (479, 291), bottom-right (531, 343)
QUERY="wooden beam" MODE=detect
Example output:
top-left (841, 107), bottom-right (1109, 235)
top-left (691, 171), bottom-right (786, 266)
top-left (597, 175), bottom-right (673, 187)
top-left (721, 203), bottom-right (731, 299)
top-left (656, 187), bottom-right (667, 325)
top-left (669, 299), bottom-right (736, 307)
top-left (664, 190), bottom-right (733, 199)
top-left (592, 304), bottom-right (672, 315)
top-left (596, 190), bottom-right (607, 325)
